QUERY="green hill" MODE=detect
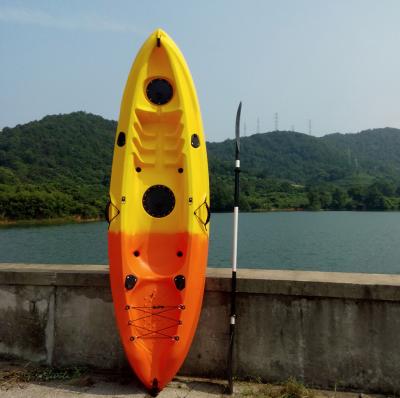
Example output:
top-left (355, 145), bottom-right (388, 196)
top-left (0, 112), bottom-right (115, 186)
top-left (209, 131), bottom-right (350, 183)
top-left (1, 112), bottom-right (400, 221)
top-left (322, 128), bottom-right (400, 179)
top-left (210, 128), bottom-right (400, 184)
top-left (0, 112), bottom-right (115, 220)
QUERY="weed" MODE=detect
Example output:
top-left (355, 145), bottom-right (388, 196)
top-left (0, 365), bottom-right (87, 390)
top-left (279, 378), bottom-right (314, 398)
top-left (24, 366), bottom-right (86, 382)
top-left (238, 378), bottom-right (314, 398)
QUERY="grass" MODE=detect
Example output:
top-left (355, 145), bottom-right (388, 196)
top-left (239, 378), bottom-right (315, 398)
top-left (0, 365), bottom-right (87, 390)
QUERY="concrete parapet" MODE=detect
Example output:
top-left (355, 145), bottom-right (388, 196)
top-left (0, 263), bottom-right (399, 393)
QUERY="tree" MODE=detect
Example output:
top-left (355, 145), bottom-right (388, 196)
top-left (371, 181), bottom-right (395, 197)
top-left (210, 178), bottom-right (232, 212)
top-left (365, 187), bottom-right (386, 210)
top-left (330, 188), bottom-right (349, 210)
top-left (307, 190), bottom-right (321, 210)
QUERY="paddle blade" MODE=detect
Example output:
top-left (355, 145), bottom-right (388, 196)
top-left (235, 102), bottom-right (242, 159)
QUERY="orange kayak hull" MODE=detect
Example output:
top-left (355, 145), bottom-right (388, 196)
top-left (107, 28), bottom-right (210, 394)
top-left (109, 231), bottom-right (208, 390)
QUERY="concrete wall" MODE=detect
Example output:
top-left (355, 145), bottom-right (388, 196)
top-left (1, 264), bottom-right (400, 394)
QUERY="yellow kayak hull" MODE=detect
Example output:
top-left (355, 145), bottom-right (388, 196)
top-left (107, 29), bottom-right (210, 394)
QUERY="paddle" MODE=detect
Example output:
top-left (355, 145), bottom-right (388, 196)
top-left (227, 101), bottom-right (242, 394)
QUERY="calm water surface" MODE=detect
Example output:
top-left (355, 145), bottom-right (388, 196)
top-left (1, 212), bottom-right (400, 274)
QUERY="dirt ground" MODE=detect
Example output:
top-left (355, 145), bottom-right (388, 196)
top-left (0, 360), bottom-right (391, 398)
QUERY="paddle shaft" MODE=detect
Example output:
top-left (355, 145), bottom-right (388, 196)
top-left (228, 103), bottom-right (241, 394)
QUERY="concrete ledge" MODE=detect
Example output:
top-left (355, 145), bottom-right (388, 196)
top-left (1, 263), bottom-right (400, 301)
top-left (1, 264), bottom-right (400, 394)
top-left (0, 264), bottom-right (109, 287)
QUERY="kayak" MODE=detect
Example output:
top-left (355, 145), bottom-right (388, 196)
top-left (107, 28), bottom-right (210, 395)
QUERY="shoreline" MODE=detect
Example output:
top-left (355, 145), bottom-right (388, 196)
top-left (1, 208), bottom-right (398, 226)
top-left (0, 216), bottom-right (103, 228)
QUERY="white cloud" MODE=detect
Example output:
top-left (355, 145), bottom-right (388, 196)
top-left (0, 6), bottom-right (139, 33)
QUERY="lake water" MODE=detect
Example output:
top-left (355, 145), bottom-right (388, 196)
top-left (1, 212), bottom-right (400, 274)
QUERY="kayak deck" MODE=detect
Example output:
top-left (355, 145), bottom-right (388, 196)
top-left (108, 29), bottom-right (209, 393)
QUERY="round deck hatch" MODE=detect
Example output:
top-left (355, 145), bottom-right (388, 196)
top-left (146, 78), bottom-right (173, 105)
top-left (142, 185), bottom-right (175, 218)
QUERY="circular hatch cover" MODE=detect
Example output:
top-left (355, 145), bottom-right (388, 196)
top-left (146, 78), bottom-right (173, 105)
top-left (142, 185), bottom-right (175, 218)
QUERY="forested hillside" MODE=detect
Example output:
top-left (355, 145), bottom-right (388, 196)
top-left (0, 112), bottom-right (115, 220)
top-left (1, 112), bottom-right (400, 221)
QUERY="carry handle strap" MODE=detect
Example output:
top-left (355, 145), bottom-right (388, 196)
top-left (194, 198), bottom-right (211, 231)
top-left (105, 200), bottom-right (111, 224)
top-left (204, 201), bottom-right (211, 226)
top-left (105, 199), bottom-right (120, 228)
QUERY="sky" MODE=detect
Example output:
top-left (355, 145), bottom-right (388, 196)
top-left (1, 1), bottom-right (400, 141)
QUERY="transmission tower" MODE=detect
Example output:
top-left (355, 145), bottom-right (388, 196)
top-left (257, 117), bottom-right (260, 134)
top-left (308, 119), bottom-right (312, 135)
top-left (274, 113), bottom-right (279, 131)
top-left (243, 121), bottom-right (247, 137)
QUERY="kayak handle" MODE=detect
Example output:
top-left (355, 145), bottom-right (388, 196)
top-left (105, 199), bottom-right (120, 227)
top-left (204, 201), bottom-right (210, 226)
top-left (194, 198), bottom-right (211, 230)
top-left (105, 200), bottom-right (111, 224)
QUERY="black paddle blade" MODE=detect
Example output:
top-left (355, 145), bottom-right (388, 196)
top-left (235, 102), bottom-right (242, 160)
